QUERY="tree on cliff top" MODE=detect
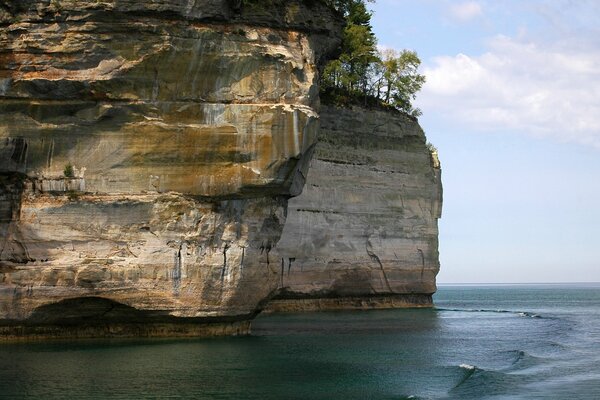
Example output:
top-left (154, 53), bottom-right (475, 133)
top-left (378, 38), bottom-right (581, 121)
top-left (322, 0), bottom-right (377, 93)
top-left (321, 0), bottom-right (425, 117)
top-left (371, 48), bottom-right (426, 116)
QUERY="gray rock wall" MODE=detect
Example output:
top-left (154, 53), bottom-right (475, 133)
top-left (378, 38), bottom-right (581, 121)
top-left (270, 105), bottom-right (442, 311)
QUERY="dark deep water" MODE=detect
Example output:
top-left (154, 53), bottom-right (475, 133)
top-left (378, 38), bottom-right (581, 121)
top-left (1, 284), bottom-right (599, 399)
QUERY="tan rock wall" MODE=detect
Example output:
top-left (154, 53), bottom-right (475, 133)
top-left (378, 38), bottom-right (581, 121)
top-left (0, 0), bottom-right (342, 334)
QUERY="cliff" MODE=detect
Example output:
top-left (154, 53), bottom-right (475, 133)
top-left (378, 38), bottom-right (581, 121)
top-left (0, 0), bottom-right (342, 338)
top-left (268, 105), bottom-right (442, 312)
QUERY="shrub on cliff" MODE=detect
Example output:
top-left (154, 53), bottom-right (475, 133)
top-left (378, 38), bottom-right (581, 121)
top-left (63, 163), bottom-right (74, 178)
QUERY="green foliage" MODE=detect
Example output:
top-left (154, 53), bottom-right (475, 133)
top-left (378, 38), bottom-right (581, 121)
top-left (321, 0), bottom-right (425, 117)
top-left (426, 142), bottom-right (438, 153)
top-left (372, 49), bottom-right (425, 117)
top-left (324, 0), bottom-right (377, 93)
top-left (63, 163), bottom-right (74, 178)
top-left (324, 0), bottom-right (375, 17)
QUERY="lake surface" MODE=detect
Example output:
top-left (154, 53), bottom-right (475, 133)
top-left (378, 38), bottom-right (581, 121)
top-left (1, 284), bottom-right (599, 399)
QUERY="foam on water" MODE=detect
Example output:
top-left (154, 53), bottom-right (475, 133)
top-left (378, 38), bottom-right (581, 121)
top-left (437, 308), bottom-right (544, 319)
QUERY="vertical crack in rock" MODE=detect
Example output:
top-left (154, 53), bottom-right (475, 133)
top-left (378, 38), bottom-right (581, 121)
top-left (46, 139), bottom-right (54, 170)
top-left (417, 248), bottom-right (425, 281)
top-left (265, 246), bottom-right (271, 270)
top-left (260, 241), bottom-right (273, 271)
top-left (366, 241), bottom-right (394, 294)
top-left (172, 243), bottom-right (183, 295)
top-left (221, 243), bottom-right (230, 281)
top-left (240, 246), bottom-right (245, 271)
top-left (280, 258), bottom-right (285, 288)
top-left (152, 67), bottom-right (159, 101)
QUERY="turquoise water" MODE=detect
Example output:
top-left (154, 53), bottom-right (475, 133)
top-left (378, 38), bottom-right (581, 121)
top-left (1, 285), bottom-right (599, 399)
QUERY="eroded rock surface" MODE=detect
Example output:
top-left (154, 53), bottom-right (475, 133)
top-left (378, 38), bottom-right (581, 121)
top-left (0, 0), bottom-right (342, 337)
top-left (270, 105), bottom-right (442, 311)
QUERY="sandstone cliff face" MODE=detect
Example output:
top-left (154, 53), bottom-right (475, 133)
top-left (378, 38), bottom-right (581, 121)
top-left (270, 105), bottom-right (442, 311)
top-left (0, 0), bottom-right (341, 337)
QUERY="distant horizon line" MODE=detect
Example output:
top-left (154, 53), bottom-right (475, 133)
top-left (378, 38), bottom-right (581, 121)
top-left (437, 282), bottom-right (600, 285)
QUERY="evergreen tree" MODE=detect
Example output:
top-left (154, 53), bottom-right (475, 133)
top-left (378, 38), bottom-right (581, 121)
top-left (324, 0), bottom-right (377, 95)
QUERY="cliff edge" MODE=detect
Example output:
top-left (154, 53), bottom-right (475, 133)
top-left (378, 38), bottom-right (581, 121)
top-left (268, 105), bottom-right (442, 312)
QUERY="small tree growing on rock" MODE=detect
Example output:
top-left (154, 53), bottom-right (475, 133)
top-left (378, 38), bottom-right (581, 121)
top-left (63, 163), bottom-right (74, 178)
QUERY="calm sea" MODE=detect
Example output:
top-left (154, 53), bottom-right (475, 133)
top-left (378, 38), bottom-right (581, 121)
top-left (1, 284), bottom-right (599, 399)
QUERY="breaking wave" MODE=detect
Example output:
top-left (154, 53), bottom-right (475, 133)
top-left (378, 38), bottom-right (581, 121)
top-left (453, 363), bottom-right (481, 389)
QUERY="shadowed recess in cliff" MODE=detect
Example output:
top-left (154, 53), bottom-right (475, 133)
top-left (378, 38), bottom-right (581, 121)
top-left (15, 297), bottom-right (256, 326)
top-left (0, 297), bottom-right (255, 339)
top-left (0, 173), bottom-right (34, 264)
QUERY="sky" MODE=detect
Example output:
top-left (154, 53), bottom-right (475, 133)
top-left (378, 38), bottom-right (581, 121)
top-left (369, 0), bottom-right (600, 283)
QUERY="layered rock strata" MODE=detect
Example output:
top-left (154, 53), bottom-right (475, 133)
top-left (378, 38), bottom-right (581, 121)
top-left (269, 105), bottom-right (442, 311)
top-left (0, 0), bottom-right (341, 338)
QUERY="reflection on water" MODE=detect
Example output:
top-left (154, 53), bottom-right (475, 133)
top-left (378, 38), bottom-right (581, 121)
top-left (252, 307), bottom-right (441, 335)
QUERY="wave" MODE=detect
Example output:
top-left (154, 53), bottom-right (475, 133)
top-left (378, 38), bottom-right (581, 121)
top-left (509, 350), bottom-right (527, 365)
top-left (436, 307), bottom-right (545, 319)
top-left (501, 349), bottom-right (546, 370)
top-left (457, 351), bottom-right (545, 376)
top-left (450, 363), bottom-right (530, 397)
top-left (453, 363), bottom-right (481, 389)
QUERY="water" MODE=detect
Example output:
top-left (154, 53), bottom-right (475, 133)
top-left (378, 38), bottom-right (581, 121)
top-left (1, 284), bottom-right (599, 399)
